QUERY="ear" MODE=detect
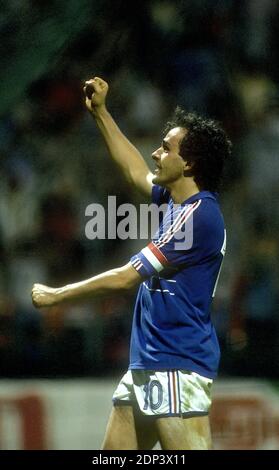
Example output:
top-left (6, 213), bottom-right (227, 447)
top-left (183, 161), bottom-right (194, 177)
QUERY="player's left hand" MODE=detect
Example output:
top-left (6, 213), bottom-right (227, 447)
top-left (32, 283), bottom-right (59, 308)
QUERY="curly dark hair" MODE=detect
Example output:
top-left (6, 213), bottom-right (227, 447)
top-left (164, 107), bottom-right (232, 192)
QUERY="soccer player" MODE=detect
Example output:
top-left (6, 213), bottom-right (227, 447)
top-left (32, 77), bottom-right (232, 450)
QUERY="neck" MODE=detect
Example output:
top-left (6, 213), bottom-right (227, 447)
top-left (167, 178), bottom-right (200, 204)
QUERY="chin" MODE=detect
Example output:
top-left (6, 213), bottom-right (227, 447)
top-left (152, 174), bottom-right (158, 183)
top-left (152, 174), bottom-right (162, 184)
top-left (152, 176), bottom-right (168, 189)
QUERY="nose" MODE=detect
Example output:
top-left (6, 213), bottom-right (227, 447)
top-left (152, 148), bottom-right (160, 161)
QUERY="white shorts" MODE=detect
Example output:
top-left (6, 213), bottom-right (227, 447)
top-left (112, 369), bottom-right (213, 417)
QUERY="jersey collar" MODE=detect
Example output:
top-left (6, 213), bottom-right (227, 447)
top-left (180, 190), bottom-right (218, 206)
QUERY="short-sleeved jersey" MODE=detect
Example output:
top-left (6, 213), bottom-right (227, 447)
top-left (130, 185), bottom-right (226, 379)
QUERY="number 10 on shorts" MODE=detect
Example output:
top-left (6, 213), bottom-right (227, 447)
top-left (143, 380), bottom-right (163, 411)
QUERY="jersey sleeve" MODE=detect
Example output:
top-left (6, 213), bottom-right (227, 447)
top-left (131, 199), bottom-right (206, 279)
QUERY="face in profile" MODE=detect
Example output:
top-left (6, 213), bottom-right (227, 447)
top-left (152, 127), bottom-right (188, 187)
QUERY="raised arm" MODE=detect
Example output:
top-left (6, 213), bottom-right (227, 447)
top-left (83, 77), bottom-right (153, 197)
top-left (32, 262), bottom-right (141, 308)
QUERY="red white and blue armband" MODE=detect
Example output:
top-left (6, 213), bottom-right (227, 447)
top-left (131, 242), bottom-right (169, 278)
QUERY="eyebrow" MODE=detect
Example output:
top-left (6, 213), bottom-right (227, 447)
top-left (162, 139), bottom-right (170, 149)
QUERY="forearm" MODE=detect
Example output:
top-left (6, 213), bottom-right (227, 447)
top-left (92, 106), bottom-right (150, 184)
top-left (32, 263), bottom-right (141, 308)
top-left (60, 267), bottom-right (132, 302)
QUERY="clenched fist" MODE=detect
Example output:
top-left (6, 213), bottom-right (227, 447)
top-left (32, 283), bottom-right (59, 308)
top-left (83, 76), bottom-right (109, 113)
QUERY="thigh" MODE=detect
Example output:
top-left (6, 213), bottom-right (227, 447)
top-left (133, 406), bottom-right (159, 450)
top-left (102, 405), bottom-right (159, 450)
top-left (102, 405), bottom-right (138, 450)
top-left (156, 415), bottom-right (212, 450)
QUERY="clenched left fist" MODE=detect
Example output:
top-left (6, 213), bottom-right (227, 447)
top-left (32, 283), bottom-right (58, 308)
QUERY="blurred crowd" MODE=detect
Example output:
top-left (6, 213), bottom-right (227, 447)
top-left (0, 0), bottom-right (279, 378)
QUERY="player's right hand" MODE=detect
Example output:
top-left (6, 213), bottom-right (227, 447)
top-left (32, 283), bottom-right (59, 308)
top-left (83, 77), bottom-right (109, 113)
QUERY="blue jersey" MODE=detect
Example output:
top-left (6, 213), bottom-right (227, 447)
top-left (130, 185), bottom-right (226, 379)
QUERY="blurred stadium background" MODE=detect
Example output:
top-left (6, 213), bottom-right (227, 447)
top-left (1, 0), bottom-right (279, 449)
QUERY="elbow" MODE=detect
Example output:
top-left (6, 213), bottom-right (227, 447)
top-left (118, 275), bottom-right (137, 292)
top-left (116, 267), bottom-right (141, 291)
